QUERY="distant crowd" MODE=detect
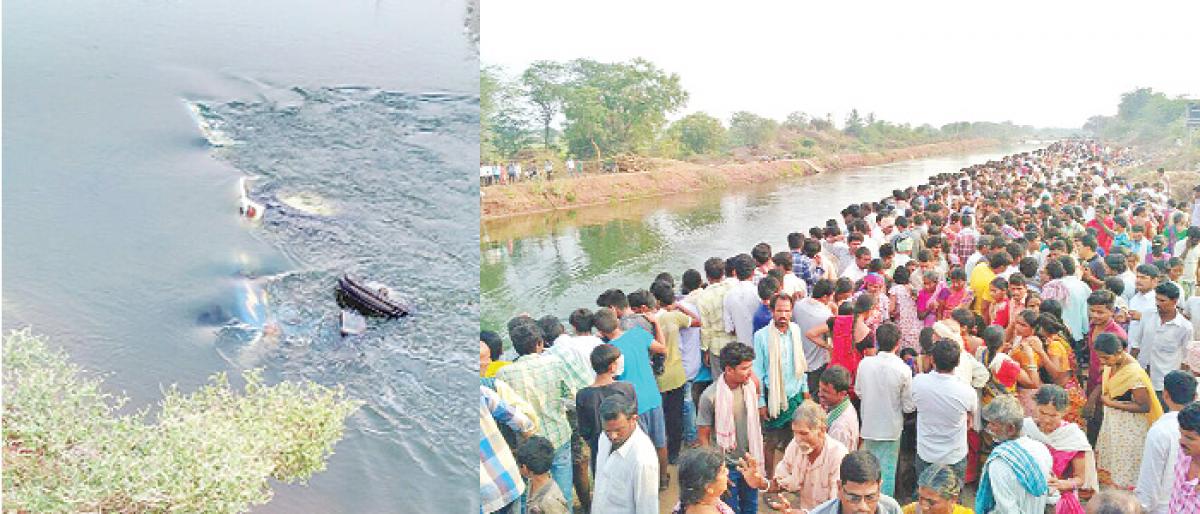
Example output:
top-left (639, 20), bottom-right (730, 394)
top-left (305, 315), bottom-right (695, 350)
top-left (481, 159), bottom-right (582, 186)
top-left (481, 139), bottom-right (1200, 514)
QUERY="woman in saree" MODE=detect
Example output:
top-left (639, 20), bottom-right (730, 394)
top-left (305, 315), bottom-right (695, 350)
top-left (1028, 313), bottom-right (1086, 425)
top-left (860, 273), bottom-right (890, 335)
top-left (827, 297), bottom-right (873, 387)
top-left (935, 267), bottom-right (973, 321)
top-left (888, 266), bottom-right (922, 353)
top-left (916, 270), bottom-right (941, 328)
top-left (1005, 310), bottom-right (1044, 416)
top-left (1085, 332), bottom-right (1163, 489)
top-left (1022, 384), bottom-right (1099, 514)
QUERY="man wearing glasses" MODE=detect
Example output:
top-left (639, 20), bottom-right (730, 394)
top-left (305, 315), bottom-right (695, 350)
top-left (807, 451), bottom-right (903, 514)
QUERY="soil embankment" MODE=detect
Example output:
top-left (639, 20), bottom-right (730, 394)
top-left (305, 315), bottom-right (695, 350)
top-left (482, 138), bottom-right (998, 220)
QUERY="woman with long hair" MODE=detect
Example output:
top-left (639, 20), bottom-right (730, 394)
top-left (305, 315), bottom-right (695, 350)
top-left (1005, 310), bottom-right (1044, 415)
top-left (889, 266), bottom-right (922, 353)
top-left (1028, 313), bottom-right (1086, 425)
top-left (1087, 333), bottom-right (1163, 489)
top-left (826, 297), bottom-right (874, 387)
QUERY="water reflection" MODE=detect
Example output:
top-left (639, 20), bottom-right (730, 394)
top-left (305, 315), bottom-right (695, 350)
top-left (482, 147), bottom-right (1037, 332)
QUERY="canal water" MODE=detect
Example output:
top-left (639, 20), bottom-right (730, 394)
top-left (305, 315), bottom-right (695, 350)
top-left (482, 145), bottom-right (1038, 332)
top-left (4, 0), bottom-right (479, 512)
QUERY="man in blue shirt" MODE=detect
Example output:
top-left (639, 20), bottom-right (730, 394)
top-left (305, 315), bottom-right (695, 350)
top-left (751, 294), bottom-right (810, 479)
top-left (752, 276), bottom-right (780, 334)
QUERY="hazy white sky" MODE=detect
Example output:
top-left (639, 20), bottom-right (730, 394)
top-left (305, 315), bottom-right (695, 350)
top-left (482, 0), bottom-right (1198, 129)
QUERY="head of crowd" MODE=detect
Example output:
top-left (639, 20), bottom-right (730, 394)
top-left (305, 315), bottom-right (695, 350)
top-left (481, 139), bottom-right (1200, 514)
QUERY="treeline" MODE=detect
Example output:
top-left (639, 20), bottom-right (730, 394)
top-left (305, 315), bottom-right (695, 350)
top-left (1084, 87), bottom-right (1195, 146)
top-left (481, 57), bottom-right (1048, 166)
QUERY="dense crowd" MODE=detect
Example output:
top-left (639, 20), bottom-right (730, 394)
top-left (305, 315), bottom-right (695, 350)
top-left (481, 140), bottom-right (1200, 514)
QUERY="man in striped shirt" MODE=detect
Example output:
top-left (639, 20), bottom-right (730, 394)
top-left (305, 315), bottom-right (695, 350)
top-left (481, 386), bottom-right (534, 514)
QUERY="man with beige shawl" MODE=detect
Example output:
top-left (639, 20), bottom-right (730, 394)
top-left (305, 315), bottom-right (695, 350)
top-left (751, 294), bottom-right (809, 480)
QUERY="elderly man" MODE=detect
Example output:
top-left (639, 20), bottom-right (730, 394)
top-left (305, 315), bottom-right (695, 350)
top-left (592, 395), bottom-right (659, 514)
top-left (766, 400), bottom-right (850, 512)
top-left (808, 451), bottom-right (904, 514)
top-left (1087, 490), bottom-right (1147, 514)
top-left (975, 394), bottom-right (1053, 514)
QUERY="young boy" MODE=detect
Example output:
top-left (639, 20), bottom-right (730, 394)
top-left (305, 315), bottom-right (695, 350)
top-left (575, 344), bottom-right (637, 473)
top-left (516, 436), bottom-right (570, 514)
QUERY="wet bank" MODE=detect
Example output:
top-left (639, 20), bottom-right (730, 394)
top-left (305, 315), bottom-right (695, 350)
top-left (482, 138), bottom-right (998, 220)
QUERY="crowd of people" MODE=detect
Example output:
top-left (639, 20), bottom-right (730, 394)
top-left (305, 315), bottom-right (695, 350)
top-left (480, 139), bottom-right (1200, 514)
top-left (481, 159), bottom-right (581, 186)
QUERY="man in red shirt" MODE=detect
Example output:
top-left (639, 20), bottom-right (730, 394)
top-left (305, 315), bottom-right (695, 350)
top-left (1082, 290), bottom-right (1126, 444)
top-left (1086, 204), bottom-right (1117, 255)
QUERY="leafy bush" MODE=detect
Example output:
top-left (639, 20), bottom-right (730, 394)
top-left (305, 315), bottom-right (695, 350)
top-left (3, 329), bottom-right (360, 513)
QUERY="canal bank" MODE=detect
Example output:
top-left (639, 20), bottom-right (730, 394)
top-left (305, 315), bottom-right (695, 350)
top-left (481, 143), bottom-right (1038, 332)
top-left (482, 138), bottom-right (998, 220)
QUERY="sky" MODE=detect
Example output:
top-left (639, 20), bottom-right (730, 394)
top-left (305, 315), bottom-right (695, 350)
top-left (482, 0), bottom-right (1198, 129)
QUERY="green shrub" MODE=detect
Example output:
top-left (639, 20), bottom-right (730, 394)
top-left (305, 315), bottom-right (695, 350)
top-left (2, 329), bottom-right (360, 513)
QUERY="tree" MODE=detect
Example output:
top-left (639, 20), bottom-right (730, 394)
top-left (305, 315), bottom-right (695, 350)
top-left (783, 111), bottom-right (810, 130)
top-left (481, 65), bottom-right (502, 162)
top-left (521, 61), bottom-right (569, 149)
top-left (2, 329), bottom-right (359, 513)
top-left (670, 112), bottom-right (727, 156)
top-left (844, 109), bottom-right (864, 137)
top-left (728, 111), bottom-right (778, 149)
top-left (483, 66), bottom-right (537, 160)
top-left (810, 114), bottom-right (834, 132)
top-left (559, 58), bottom-right (689, 160)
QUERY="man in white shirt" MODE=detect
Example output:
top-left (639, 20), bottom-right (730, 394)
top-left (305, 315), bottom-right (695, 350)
top-left (912, 339), bottom-right (977, 482)
top-left (544, 314), bottom-right (604, 384)
top-left (1131, 282), bottom-right (1194, 399)
top-left (841, 247), bottom-right (871, 283)
top-left (1136, 370), bottom-right (1196, 514)
top-left (854, 322), bottom-right (915, 497)
top-left (1129, 264), bottom-right (1162, 367)
top-left (723, 255), bottom-right (761, 346)
top-left (592, 395), bottom-right (659, 514)
top-left (823, 227), bottom-right (851, 278)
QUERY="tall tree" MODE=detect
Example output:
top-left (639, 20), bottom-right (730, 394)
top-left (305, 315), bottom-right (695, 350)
top-left (482, 66), bottom-right (536, 161)
top-left (520, 61), bottom-right (568, 149)
top-left (559, 58), bottom-right (689, 161)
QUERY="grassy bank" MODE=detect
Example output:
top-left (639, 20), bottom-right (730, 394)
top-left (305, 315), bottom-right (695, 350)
top-left (482, 138), bottom-right (999, 220)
